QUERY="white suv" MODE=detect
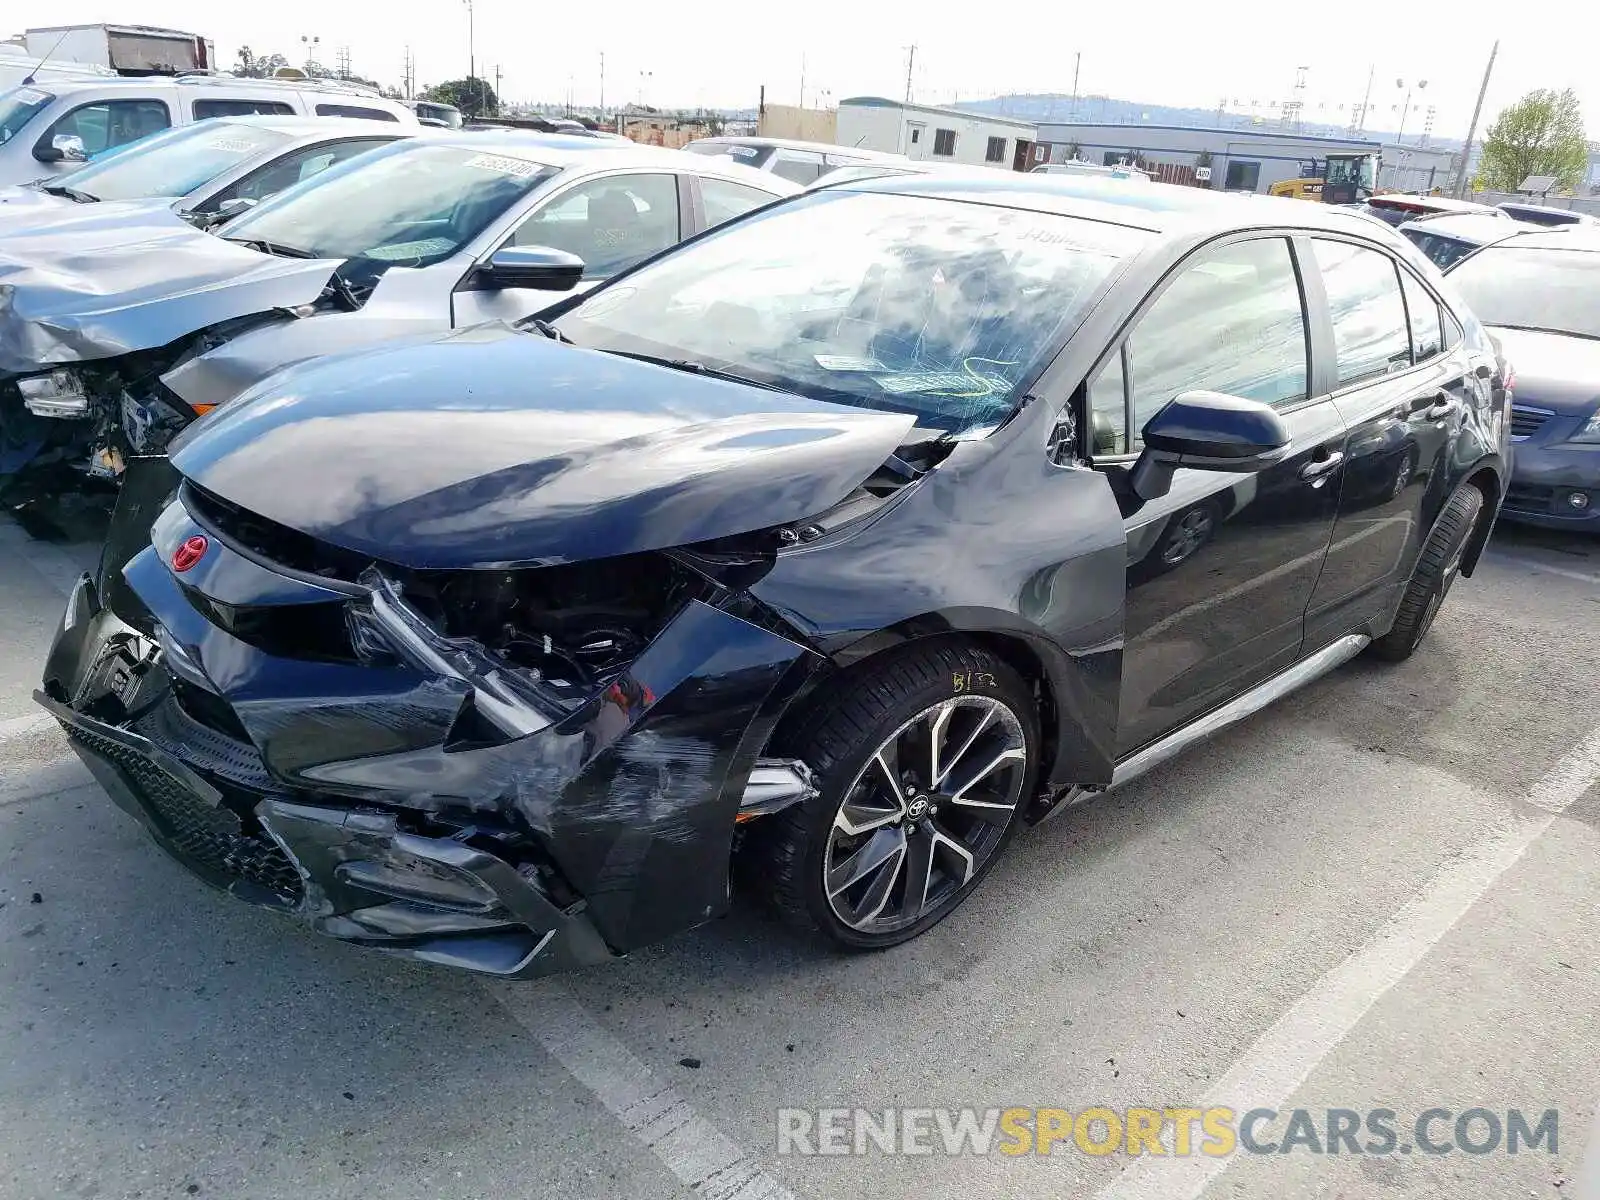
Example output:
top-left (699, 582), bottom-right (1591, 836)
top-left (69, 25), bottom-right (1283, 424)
top-left (0, 74), bottom-right (416, 187)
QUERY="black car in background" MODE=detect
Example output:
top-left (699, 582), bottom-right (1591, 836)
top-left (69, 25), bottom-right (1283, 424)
top-left (1354, 193), bottom-right (1504, 228)
top-left (38, 176), bottom-right (1510, 977)
top-left (1447, 226), bottom-right (1600, 532)
top-left (1399, 213), bottom-right (1536, 270)
top-left (1495, 202), bottom-right (1596, 228)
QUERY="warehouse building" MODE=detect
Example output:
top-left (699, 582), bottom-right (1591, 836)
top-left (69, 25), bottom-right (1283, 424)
top-left (1034, 121), bottom-right (1382, 193)
top-left (837, 97), bottom-right (1039, 170)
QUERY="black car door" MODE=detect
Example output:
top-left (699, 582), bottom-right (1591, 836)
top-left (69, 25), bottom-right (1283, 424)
top-left (1302, 239), bottom-right (1471, 644)
top-left (1085, 234), bottom-right (1347, 757)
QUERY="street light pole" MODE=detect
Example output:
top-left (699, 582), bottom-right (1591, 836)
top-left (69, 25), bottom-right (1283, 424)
top-left (1454, 41), bottom-right (1498, 198)
top-left (1396, 78), bottom-right (1427, 144)
top-left (463, 0), bottom-right (476, 115)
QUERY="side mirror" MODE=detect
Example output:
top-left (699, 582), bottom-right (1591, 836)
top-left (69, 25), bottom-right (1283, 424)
top-left (192, 195), bottom-right (258, 229)
top-left (35, 133), bottom-right (87, 164)
top-left (1128, 390), bottom-right (1290, 502)
top-left (468, 245), bottom-right (585, 292)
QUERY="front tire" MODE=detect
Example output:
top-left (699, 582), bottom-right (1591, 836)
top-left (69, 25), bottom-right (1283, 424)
top-left (743, 641), bottom-right (1038, 949)
top-left (1370, 484), bottom-right (1483, 662)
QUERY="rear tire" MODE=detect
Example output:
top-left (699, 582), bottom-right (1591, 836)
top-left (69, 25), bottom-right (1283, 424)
top-left (740, 640), bottom-right (1038, 950)
top-left (1370, 485), bottom-right (1483, 662)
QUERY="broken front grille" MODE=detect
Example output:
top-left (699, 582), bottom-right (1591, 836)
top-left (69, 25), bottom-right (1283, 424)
top-left (182, 480), bottom-right (371, 582)
top-left (66, 724), bottom-right (304, 905)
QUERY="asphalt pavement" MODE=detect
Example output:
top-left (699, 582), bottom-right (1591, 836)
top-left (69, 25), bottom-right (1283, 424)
top-left (2, 514), bottom-right (1597, 1200)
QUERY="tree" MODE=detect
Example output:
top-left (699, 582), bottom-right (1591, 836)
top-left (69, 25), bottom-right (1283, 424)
top-left (1478, 88), bottom-right (1589, 192)
top-left (423, 77), bottom-right (498, 118)
top-left (235, 46), bottom-right (290, 78)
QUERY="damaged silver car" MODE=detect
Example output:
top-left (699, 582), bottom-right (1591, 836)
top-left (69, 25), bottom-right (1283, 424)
top-left (0, 132), bottom-right (795, 515)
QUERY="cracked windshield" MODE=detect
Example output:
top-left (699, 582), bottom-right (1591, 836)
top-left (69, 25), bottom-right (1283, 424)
top-left (559, 190), bottom-right (1148, 432)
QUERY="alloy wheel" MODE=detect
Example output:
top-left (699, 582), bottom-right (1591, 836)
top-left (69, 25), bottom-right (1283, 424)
top-left (823, 696), bottom-right (1027, 935)
top-left (1161, 507), bottom-right (1215, 565)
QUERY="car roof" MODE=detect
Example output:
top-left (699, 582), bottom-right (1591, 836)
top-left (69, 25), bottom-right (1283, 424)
top-left (689, 136), bottom-right (901, 161)
top-left (1366, 193), bottom-right (1498, 216)
top-left (366, 131), bottom-right (800, 190)
top-left (210, 114), bottom-right (420, 139)
top-left (1396, 213), bottom-right (1535, 244)
top-left (1484, 225), bottom-right (1600, 253)
top-left (838, 170), bottom-right (1398, 238)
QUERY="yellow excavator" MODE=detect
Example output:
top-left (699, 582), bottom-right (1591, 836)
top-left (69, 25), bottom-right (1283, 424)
top-left (1269, 152), bottom-right (1381, 204)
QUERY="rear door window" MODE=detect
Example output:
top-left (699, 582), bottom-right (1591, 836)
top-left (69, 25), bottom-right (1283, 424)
top-left (699, 176), bottom-right (777, 228)
top-left (193, 98), bottom-right (296, 119)
top-left (315, 104), bottom-right (400, 121)
top-left (1399, 270), bottom-right (1444, 363)
top-left (1312, 240), bottom-right (1413, 384)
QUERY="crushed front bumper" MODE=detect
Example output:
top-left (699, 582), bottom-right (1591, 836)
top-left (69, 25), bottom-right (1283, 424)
top-left (38, 580), bottom-right (615, 978)
top-left (39, 492), bottom-right (820, 975)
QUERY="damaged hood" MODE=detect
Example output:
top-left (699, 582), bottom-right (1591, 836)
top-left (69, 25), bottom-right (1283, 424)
top-left (171, 323), bottom-right (918, 569)
top-left (161, 309), bottom-right (452, 410)
top-left (0, 202), bottom-right (341, 376)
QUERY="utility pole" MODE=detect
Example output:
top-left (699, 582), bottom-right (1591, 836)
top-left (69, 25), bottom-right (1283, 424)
top-left (799, 53), bottom-right (806, 108)
top-left (1454, 40), bottom-right (1498, 198)
top-left (401, 45), bottom-right (413, 99)
top-left (1070, 51), bottom-right (1081, 119)
top-left (598, 52), bottom-right (605, 125)
top-left (904, 45), bottom-right (916, 104)
top-left (494, 64), bottom-right (502, 115)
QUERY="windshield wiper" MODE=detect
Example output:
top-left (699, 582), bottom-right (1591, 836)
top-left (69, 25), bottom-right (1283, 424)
top-left (527, 318), bottom-right (574, 345)
top-left (600, 349), bottom-right (788, 392)
top-left (221, 236), bottom-right (319, 259)
top-left (40, 183), bottom-right (97, 203)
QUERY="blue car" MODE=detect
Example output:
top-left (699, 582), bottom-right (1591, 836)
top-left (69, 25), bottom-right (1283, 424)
top-left (1448, 226), bottom-right (1600, 532)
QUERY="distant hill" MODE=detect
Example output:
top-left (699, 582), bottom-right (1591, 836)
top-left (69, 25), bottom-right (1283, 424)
top-left (958, 93), bottom-right (1461, 152)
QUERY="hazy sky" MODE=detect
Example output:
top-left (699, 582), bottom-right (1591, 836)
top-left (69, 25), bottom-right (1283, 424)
top-left (13, 0), bottom-right (1593, 140)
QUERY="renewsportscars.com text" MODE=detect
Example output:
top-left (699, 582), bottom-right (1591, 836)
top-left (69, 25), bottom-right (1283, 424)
top-left (775, 1106), bottom-right (1558, 1158)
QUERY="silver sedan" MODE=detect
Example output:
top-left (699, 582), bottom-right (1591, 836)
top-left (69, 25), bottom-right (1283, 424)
top-left (0, 115), bottom-right (414, 222)
top-left (161, 132), bottom-right (800, 409)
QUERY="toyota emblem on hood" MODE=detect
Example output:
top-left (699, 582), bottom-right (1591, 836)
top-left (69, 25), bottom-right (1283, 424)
top-left (171, 534), bottom-right (208, 573)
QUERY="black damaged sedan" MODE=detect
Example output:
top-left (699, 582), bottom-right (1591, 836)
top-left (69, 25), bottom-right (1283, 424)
top-left (38, 174), bottom-right (1511, 976)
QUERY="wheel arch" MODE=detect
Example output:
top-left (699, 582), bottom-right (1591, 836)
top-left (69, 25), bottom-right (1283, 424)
top-left (772, 611), bottom-right (1117, 794)
top-left (1457, 460), bottom-right (1505, 578)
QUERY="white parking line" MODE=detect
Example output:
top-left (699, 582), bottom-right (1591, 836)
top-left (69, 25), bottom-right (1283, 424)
top-left (1094, 722), bottom-right (1600, 1200)
top-left (489, 980), bottom-right (797, 1200)
top-left (1483, 550), bottom-right (1600, 587)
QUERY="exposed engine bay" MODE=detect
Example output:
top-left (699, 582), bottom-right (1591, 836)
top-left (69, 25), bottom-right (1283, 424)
top-left (397, 554), bottom-right (706, 712)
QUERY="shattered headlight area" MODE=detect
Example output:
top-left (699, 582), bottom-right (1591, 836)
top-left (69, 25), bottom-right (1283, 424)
top-left (17, 367), bottom-right (91, 418)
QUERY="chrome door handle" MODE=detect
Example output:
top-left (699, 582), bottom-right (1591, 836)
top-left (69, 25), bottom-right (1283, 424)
top-left (1300, 451), bottom-right (1345, 480)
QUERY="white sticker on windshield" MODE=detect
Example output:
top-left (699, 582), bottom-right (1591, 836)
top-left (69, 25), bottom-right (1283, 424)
top-left (813, 354), bottom-right (885, 372)
top-left (14, 87), bottom-right (48, 104)
top-left (462, 153), bottom-right (543, 177)
top-left (365, 237), bottom-right (456, 261)
top-left (205, 137), bottom-right (257, 154)
top-left (727, 145), bottom-right (760, 158)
